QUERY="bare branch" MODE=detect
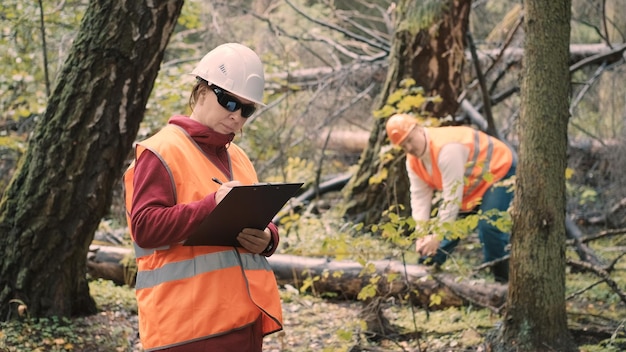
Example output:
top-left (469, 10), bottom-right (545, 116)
top-left (466, 32), bottom-right (498, 138)
top-left (579, 228), bottom-right (626, 244)
top-left (283, 0), bottom-right (391, 53)
top-left (569, 43), bottom-right (626, 73)
top-left (566, 258), bottom-right (626, 305)
top-left (38, 0), bottom-right (50, 97)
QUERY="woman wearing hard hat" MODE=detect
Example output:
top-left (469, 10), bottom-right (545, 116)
top-left (385, 113), bottom-right (516, 283)
top-left (123, 43), bottom-right (282, 351)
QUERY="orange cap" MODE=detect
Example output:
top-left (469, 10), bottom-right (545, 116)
top-left (385, 113), bottom-right (417, 145)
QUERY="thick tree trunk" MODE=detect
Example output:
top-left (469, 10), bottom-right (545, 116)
top-left (0, 0), bottom-right (183, 319)
top-left (493, 1), bottom-right (578, 351)
top-left (341, 0), bottom-right (471, 225)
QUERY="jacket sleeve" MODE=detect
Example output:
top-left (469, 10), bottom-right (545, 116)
top-left (408, 159), bottom-right (434, 223)
top-left (436, 144), bottom-right (469, 223)
top-left (130, 150), bottom-right (217, 248)
top-left (262, 222), bottom-right (280, 257)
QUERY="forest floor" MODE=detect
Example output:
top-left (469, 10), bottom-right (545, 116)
top-left (79, 272), bottom-right (626, 352)
top-left (4, 233), bottom-right (623, 352)
top-left (1, 237), bottom-right (625, 352)
top-left (73, 283), bottom-right (505, 352)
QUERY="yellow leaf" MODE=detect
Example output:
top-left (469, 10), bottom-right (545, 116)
top-left (397, 95), bottom-right (425, 112)
top-left (387, 90), bottom-right (405, 105)
top-left (429, 293), bottom-right (442, 307)
top-left (368, 168), bottom-right (388, 185)
top-left (54, 338), bottom-right (65, 345)
top-left (400, 78), bottom-right (417, 88)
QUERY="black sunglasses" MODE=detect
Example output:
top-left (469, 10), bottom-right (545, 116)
top-left (211, 86), bottom-right (257, 118)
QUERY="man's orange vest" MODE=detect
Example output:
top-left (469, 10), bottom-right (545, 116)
top-left (123, 124), bottom-right (283, 351)
top-left (408, 126), bottom-right (513, 211)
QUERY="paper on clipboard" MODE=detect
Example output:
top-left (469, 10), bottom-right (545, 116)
top-left (184, 182), bottom-right (303, 247)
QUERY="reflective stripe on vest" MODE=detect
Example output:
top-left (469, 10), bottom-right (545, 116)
top-left (464, 130), bottom-right (494, 195)
top-left (135, 249), bottom-right (272, 289)
top-left (408, 126), bottom-right (513, 211)
top-left (122, 124), bottom-right (283, 350)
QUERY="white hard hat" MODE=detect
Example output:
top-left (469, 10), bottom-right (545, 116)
top-left (191, 43), bottom-right (266, 105)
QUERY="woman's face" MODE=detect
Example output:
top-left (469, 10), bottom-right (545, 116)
top-left (190, 85), bottom-right (254, 135)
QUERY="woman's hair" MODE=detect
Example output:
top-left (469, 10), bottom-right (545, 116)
top-left (189, 78), bottom-right (209, 111)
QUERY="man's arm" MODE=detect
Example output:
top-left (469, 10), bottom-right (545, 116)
top-left (415, 144), bottom-right (469, 257)
top-left (437, 144), bottom-right (469, 223)
top-left (407, 160), bottom-right (433, 222)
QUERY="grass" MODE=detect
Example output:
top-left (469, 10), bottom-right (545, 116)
top-left (0, 280), bottom-right (137, 352)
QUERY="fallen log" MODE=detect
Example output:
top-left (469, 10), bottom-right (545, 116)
top-left (87, 244), bottom-right (136, 287)
top-left (268, 254), bottom-right (507, 312)
top-left (87, 245), bottom-right (507, 311)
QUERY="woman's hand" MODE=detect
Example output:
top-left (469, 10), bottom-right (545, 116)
top-left (215, 180), bottom-right (242, 203)
top-left (237, 227), bottom-right (271, 254)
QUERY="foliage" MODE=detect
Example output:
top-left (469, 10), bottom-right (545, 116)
top-left (0, 0), bottom-right (625, 350)
top-left (88, 279), bottom-right (137, 313)
top-left (278, 206), bottom-right (626, 350)
top-left (566, 167), bottom-right (599, 205)
top-left (0, 1), bottom-right (87, 128)
top-left (373, 78), bottom-right (442, 124)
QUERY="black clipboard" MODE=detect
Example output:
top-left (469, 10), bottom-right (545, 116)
top-left (184, 182), bottom-right (303, 246)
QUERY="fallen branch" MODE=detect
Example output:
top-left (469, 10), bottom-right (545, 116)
top-left (565, 217), bottom-right (605, 267)
top-left (579, 228), bottom-right (626, 243)
top-left (566, 257), bottom-right (626, 305)
top-left (87, 245), bottom-right (507, 311)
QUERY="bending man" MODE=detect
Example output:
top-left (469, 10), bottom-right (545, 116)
top-left (385, 113), bottom-right (516, 282)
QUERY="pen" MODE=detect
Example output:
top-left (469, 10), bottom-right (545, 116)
top-left (212, 177), bottom-right (223, 185)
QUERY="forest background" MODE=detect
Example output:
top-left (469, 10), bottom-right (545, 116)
top-left (0, 0), bottom-right (625, 351)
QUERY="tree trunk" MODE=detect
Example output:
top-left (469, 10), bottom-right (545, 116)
top-left (492, 1), bottom-right (578, 351)
top-left (0, 0), bottom-right (183, 319)
top-left (341, 0), bottom-right (471, 225)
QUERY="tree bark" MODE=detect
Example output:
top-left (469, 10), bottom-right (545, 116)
top-left (492, 0), bottom-right (578, 351)
top-left (341, 0), bottom-right (471, 226)
top-left (0, 0), bottom-right (183, 319)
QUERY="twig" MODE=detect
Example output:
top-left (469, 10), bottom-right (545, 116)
top-left (579, 228), bottom-right (626, 244)
top-left (473, 254), bottom-right (509, 273)
top-left (466, 32), bottom-right (498, 138)
top-left (566, 258), bottom-right (626, 305)
top-left (566, 279), bottom-right (605, 300)
top-left (283, 0), bottom-right (390, 52)
top-left (38, 0), bottom-right (50, 97)
top-left (564, 217), bottom-right (604, 266)
top-left (569, 43), bottom-right (626, 74)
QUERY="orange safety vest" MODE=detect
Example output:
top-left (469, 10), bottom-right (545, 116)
top-left (123, 124), bottom-right (283, 351)
top-left (408, 126), bottom-right (513, 211)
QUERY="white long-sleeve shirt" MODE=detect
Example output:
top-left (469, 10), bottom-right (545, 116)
top-left (408, 135), bottom-right (470, 225)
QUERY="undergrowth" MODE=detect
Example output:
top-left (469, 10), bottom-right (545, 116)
top-left (0, 209), bottom-right (624, 351)
top-left (0, 280), bottom-right (136, 352)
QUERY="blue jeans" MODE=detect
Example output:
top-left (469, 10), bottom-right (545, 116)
top-left (421, 161), bottom-right (516, 266)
